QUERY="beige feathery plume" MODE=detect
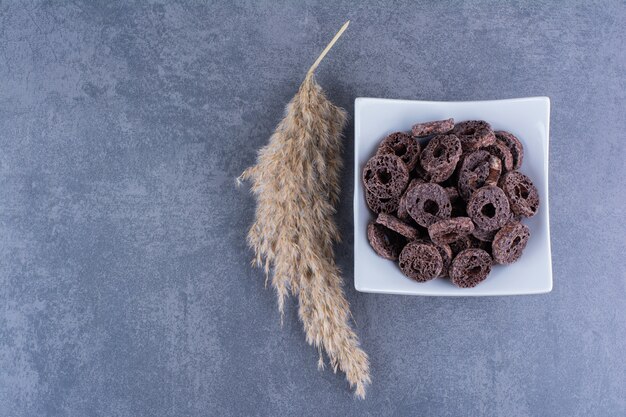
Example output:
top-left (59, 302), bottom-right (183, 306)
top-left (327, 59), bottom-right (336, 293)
top-left (238, 21), bottom-right (371, 398)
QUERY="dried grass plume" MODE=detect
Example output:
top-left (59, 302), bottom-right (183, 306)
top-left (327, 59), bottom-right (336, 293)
top-left (238, 21), bottom-right (371, 398)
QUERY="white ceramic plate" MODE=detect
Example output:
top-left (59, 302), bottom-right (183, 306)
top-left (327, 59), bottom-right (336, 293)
top-left (354, 97), bottom-right (552, 296)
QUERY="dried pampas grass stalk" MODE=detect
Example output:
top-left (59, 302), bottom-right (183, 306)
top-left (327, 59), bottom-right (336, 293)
top-left (238, 21), bottom-right (371, 398)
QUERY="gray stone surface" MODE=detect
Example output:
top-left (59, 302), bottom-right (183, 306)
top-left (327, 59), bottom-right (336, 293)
top-left (0, 1), bottom-right (625, 416)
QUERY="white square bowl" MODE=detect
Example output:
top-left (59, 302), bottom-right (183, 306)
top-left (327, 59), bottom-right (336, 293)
top-left (354, 97), bottom-right (552, 296)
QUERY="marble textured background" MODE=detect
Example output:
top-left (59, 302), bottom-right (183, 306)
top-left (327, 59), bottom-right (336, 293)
top-left (0, 1), bottom-right (624, 416)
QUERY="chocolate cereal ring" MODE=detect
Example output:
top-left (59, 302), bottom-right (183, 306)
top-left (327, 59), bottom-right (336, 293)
top-left (467, 185), bottom-right (511, 231)
top-left (377, 132), bottom-right (421, 171)
top-left (495, 131), bottom-right (524, 170)
top-left (411, 118), bottom-right (454, 137)
top-left (406, 183), bottom-right (452, 227)
top-left (485, 138), bottom-right (514, 172)
top-left (398, 241), bottom-right (443, 282)
top-left (362, 153), bottom-right (409, 198)
top-left (452, 120), bottom-right (496, 151)
top-left (367, 222), bottom-right (404, 261)
top-left (420, 134), bottom-right (462, 182)
top-left (499, 171), bottom-right (539, 217)
top-left (365, 188), bottom-right (400, 214)
top-left (428, 217), bottom-right (475, 245)
top-left (376, 213), bottom-right (420, 240)
top-left (449, 248), bottom-right (493, 288)
top-left (492, 221), bottom-right (530, 264)
top-left (457, 150), bottom-right (491, 200)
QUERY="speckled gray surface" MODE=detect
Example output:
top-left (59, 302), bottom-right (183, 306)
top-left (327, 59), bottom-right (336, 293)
top-left (0, 1), bottom-right (625, 416)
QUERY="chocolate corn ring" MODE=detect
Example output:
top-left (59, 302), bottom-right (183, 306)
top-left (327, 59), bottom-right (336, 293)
top-left (398, 241), bottom-right (443, 282)
top-left (452, 120), bottom-right (496, 151)
top-left (499, 171), bottom-right (539, 217)
top-left (411, 118), bottom-right (455, 137)
top-left (406, 183), bottom-right (452, 227)
top-left (376, 212), bottom-right (420, 240)
top-left (367, 222), bottom-right (405, 261)
top-left (492, 221), bottom-right (530, 264)
top-left (428, 217), bottom-right (475, 245)
top-left (457, 150), bottom-right (491, 200)
top-left (420, 134), bottom-right (462, 183)
top-left (467, 185), bottom-right (511, 231)
top-left (495, 130), bottom-right (524, 170)
top-left (485, 138), bottom-right (515, 172)
top-left (362, 153), bottom-right (409, 198)
top-left (449, 248), bottom-right (493, 288)
top-left (377, 131), bottom-right (421, 171)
